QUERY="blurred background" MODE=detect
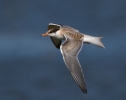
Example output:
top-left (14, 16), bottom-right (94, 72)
top-left (0, 0), bottom-right (126, 100)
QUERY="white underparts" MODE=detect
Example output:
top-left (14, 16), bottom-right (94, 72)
top-left (55, 30), bottom-right (64, 40)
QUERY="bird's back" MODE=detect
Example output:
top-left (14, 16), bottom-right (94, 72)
top-left (60, 26), bottom-right (84, 40)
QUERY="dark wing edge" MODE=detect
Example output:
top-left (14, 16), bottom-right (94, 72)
top-left (50, 37), bottom-right (62, 49)
top-left (48, 23), bottom-right (61, 30)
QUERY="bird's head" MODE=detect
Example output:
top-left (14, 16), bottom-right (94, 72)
top-left (41, 23), bottom-right (62, 37)
top-left (41, 28), bottom-right (60, 37)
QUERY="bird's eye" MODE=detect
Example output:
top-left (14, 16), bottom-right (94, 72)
top-left (48, 30), bottom-right (52, 33)
top-left (49, 28), bottom-right (59, 33)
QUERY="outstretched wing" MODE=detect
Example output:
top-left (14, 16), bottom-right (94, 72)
top-left (50, 37), bottom-right (61, 49)
top-left (60, 35), bottom-right (87, 93)
top-left (48, 23), bottom-right (62, 30)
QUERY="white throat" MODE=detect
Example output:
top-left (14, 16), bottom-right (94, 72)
top-left (55, 30), bottom-right (64, 40)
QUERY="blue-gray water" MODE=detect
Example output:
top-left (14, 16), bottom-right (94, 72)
top-left (0, 0), bottom-right (126, 100)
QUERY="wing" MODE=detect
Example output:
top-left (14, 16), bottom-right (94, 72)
top-left (50, 37), bottom-right (61, 49)
top-left (60, 35), bottom-right (87, 93)
top-left (48, 23), bottom-right (62, 30)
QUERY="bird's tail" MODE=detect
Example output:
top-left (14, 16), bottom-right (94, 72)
top-left (83, 34), bottom-right (105, 48)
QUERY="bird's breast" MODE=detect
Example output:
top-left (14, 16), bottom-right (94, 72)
top-left (55, 34), bottom-right (64, 40)
top-left (55, 30), bottom-right (65, 40)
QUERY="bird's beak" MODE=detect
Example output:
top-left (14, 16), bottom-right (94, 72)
top-left (40, 33), bottom-right (49, 37)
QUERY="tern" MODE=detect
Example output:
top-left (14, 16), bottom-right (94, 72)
top-left (41, 23), bottom-right (105, 93)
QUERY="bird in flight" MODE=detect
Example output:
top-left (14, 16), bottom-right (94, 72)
top-left (41, 23), bottom-right (105, 93)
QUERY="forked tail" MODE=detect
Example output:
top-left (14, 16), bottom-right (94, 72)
top-left (83, 34), bottom-right (105, 48)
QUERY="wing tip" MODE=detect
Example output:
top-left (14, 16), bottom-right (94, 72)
top-left (48, 23), bottom-right (62, 27)
top-left (82, 88), bottom-right (87, 94)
